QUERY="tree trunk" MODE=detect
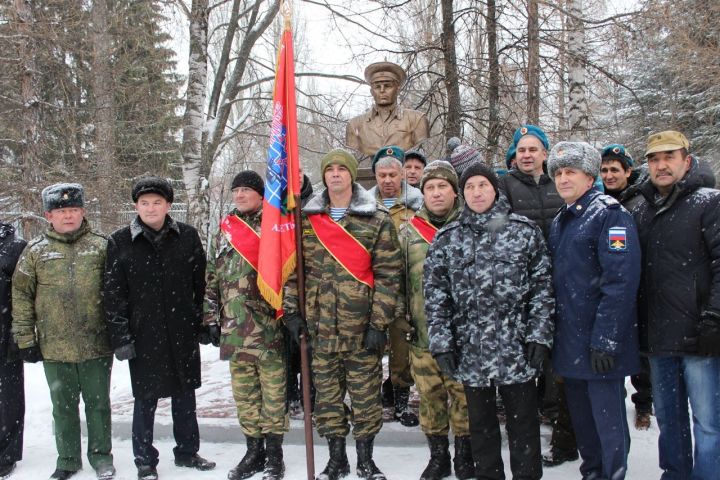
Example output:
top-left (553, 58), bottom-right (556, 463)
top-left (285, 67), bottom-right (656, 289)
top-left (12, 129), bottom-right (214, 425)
top-left (441, 0), bottom-right (461, 141)
top-left (486, 0), bottom-right (500, 166)
top-left (567, 0), bottom-right (588, 140)
top-left (527, 0), bottom-right (540, 125)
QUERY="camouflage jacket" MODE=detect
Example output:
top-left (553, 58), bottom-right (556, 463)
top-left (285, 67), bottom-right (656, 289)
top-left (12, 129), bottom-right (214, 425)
top-left (204, 208), bottom-right (282, 361)
top-left (424, 195), bottom-right (555, 387)
top-left (283, 183), bottom-right (403, 353)
top-left (12, 220), bottom-right (112, 362)
top-left (399, 200), bottom-right (462, 351)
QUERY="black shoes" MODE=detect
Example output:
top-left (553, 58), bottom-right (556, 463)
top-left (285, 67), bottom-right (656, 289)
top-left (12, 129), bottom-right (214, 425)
top-left (174, 453), bottom-right (216, 471)
top-left (0, 463), bottom-right (15, 479)
top-left (541, 448), bottom-right (579, 467)
top-left (49, 469), bottom-right (78, 480)
top-left (263, 433), bottom-right (285, 480)
top-left (229, 436), bottom-right (266, 480)
top-left (356, 437), bottom-right (386, 480)
top-left (316, 436), bottom-right (350, 480)
top-left (95, 464), bottom-right (116, 480)
top-left (137, 465), bottom-right (158, 480)
top-left (420, 436), bottom-right (451, 480)
top-left (393, 386), bottom-right (419, 427)
top-left (452, 435), bottom-right (475, 480)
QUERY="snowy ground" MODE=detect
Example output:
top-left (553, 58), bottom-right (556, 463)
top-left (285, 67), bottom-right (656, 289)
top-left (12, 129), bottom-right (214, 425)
top-left (12, 346), bottom-right (663, 479)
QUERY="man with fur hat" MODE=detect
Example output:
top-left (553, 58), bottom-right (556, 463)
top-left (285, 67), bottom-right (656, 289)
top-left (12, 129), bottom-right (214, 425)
top-left (425, 162), bottom-right (554, 480)
top-left (204, 170), bottom-right (287, 480)
top-left (548, 142), bottom-right (641, 480)
top-left (398, 161), bottom-right (474, 480)
top-left (368, 145), bottom-right (422, 427)
top-left (12, 183), bottom-right (115, 480)
top-left (103, 176), bottom-right (215, 480)
top-left (283, 149), bottom-right (402, 480)
top-left (346, 61), bottom-right (429, 162)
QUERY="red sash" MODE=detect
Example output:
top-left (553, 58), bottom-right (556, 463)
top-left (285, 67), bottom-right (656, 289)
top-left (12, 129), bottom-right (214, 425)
top-left (307, 213), bottom-right (374, 288)
top-left (410, 216), bottom-right (438, 244)
top-left (220, 214), bottom-right (260, 271)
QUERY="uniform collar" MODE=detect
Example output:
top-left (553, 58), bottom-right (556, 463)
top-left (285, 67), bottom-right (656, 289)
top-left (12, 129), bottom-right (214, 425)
top-left (564, 188), bottom-right (598, 217)
top-left (366, 105), bottom-right (403, 121)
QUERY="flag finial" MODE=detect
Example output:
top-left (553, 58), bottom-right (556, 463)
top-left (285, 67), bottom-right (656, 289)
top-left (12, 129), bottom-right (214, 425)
top-left (282, 0), bottom-right (292, 30)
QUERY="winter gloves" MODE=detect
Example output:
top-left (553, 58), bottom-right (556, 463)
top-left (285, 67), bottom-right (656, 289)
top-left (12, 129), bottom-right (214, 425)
top-left (698, 310), bottom-right (720, 356)
top-left (363, 327), bottom-right (386, 353)
top-left (590, 349), bottom-right (615, 374)
top-left (18, 345), bottom-right (43, 363)
top-left (115, 343), bottom-right (136, 361)
top-left (284, 314), bottom-right (308, 346)
top-left (433, 352), bottom-right (457, 376)
top-left (198, 324), bottom-right (221, 347)
top-left (526, 342), bottom-right (549, 369)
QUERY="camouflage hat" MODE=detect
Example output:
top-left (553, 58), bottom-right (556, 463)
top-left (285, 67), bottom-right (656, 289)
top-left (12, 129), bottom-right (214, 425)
top-left (420, 160), bottom-right (459, 193)
top-left (41, 183), bottom-right (85, 212)
top-left (601, 144), bottom-right (634, 170)
top-left (547, 141), bottom-right (601, 179)
top-left (645, 130), bottom-right (689, 157)
top-left (132, 176), bottom-right (174, 203)
top-left (321, 148), bottom-right (358, 184)
top-left (372, 145), bottom-right (405, 173)
top-left (364, 61), bottom-right (407, 87)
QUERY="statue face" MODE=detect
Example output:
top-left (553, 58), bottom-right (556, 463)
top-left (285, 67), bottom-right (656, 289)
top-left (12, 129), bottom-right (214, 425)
top-left (371, 80), bottom-right (399, 107)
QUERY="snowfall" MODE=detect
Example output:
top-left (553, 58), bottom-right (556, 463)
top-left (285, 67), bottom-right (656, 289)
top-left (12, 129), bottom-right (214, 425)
top-left (11, 345), bottom-right (663, 480)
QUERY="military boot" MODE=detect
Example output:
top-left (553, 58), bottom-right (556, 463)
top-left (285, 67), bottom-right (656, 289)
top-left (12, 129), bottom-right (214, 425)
top-left (356, 437), bottom-right (386, 480)
top-left (420, 436), bottom-right (451, 480)
top-left (453, 436), bottom-right (475, 480)
top-left (316, 436), bottom-right (350, 480)
top-left (263, 433), bottom-right (285, 480)
top-left (393, 386), bottom-right (419, 427)
top-left (228, 436), bottom-right (266, 480)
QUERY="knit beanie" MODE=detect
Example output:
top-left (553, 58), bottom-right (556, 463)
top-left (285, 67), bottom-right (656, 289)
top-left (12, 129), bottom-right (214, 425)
top-left (420, 160), bottom-right (459, 193)
top-left (447, 137), bottom-right (484, 176)
top-left (601, 144), bottom-right (634, 170)
top-left (404, 149), bottom-right (427, 166)
top-left (231, 170), bottom-right (265, 196)
top-left (505, 124), bottom-right (550, 168)
top-left (321, 148), bottom-right (358, 184)
top-left (41, 183), bottom-right (85, 211)
top-left (132, 176), bottom-right (174, 203)
top-left (459, 162), bottom-right (499, 198)
top-left (371, 145), bottom-right (405, 173)
top-left (547, 141), bottom-right (601, 179)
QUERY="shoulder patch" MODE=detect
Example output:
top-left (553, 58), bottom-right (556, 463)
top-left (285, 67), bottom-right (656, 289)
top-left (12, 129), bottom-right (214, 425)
top-left (608, 227), bottom-right (627, 252)
top-left (600, 195), bottom-right (620, 208)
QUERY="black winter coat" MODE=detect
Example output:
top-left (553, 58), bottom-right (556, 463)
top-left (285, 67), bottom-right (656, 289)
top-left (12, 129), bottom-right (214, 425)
top-left (0, 224), bottom-right (26, 364)
top-left (498, 169), bottom-right (564, 239)
top-left (633, 158), bottom-right (720, 355)
top-left (104, 216), bottom-right (207, 399)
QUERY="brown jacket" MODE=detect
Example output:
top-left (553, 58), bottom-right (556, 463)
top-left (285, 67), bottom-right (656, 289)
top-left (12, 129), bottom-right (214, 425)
top-left (346, 105), bottom-right (429, 159)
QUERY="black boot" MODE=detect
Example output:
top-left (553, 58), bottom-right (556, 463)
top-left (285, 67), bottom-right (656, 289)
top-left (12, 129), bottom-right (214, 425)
top-left (381, 378), bottom-right (394, 407)
top-left (263, 433), bottom-right (284, 480)
top-left (393, 386), bottom-right (419, 427)
top-left (453, 436), bottom-right (475, 480)
top-left (420, 436), bottom-right (451, 480)
top-left (228, 436), bottom-right (266, 480)
top-left (356, 437), bottom-right (386, 480)
top-left (316, 436), bottom-right (350, 480)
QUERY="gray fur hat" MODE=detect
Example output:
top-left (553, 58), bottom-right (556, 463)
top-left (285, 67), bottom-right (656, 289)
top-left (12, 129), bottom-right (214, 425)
top-left (547, 141), bottom-right (601, 179)
top-left (41, 183), bottom-right (85, 211)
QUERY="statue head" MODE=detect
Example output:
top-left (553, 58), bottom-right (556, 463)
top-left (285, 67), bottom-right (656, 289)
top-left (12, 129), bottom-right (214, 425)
top-left (364, 62), bottom-right (406, 108)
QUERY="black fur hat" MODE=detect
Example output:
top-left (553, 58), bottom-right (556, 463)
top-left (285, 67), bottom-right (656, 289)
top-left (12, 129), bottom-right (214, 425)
top-left (132, 176), bottom-right (174, 203)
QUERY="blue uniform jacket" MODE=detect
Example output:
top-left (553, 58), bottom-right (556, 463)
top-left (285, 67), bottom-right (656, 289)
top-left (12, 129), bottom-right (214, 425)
top-left (549, 188), bottom-right (641, 379)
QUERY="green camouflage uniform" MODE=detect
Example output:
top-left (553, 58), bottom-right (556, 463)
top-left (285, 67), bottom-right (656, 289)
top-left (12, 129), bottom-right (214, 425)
top-left (283, 184), bottom-right (402, 439)
top-left (11, 219), bottom-right (113, 471)
top-left (204, 208), bottom-right (288, 437)
top-left (368, 181), bottom-right (422, 388)
top-left (399, 203), bottom-right (469, 436)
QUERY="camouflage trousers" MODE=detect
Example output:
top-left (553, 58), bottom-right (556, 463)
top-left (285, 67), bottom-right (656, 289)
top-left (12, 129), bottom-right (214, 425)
top-left (313, 348), bottom-right (383, 439)
top-left (389, 317), bottom-right (414, 387)
top-left (410, 347), bottom-right (469, 436)
top-left (229, 350), bottom-right (288, 437)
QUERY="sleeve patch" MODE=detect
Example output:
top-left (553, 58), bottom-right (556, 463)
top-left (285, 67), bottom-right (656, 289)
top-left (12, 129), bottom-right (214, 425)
top-left (608, 227), bottom-right (627, 252)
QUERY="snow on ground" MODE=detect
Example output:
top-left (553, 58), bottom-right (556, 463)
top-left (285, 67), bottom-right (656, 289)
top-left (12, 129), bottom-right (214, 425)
top-left (13, 346), bottom-right (662, 479)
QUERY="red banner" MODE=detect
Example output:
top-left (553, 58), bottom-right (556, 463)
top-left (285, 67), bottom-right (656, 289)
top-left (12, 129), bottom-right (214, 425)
top-left (409, 216), bottom-right (438, 244)
top-left (257, 27), bottom-right (300, 311)
top-left (221, 214), bottom-right (260, 271)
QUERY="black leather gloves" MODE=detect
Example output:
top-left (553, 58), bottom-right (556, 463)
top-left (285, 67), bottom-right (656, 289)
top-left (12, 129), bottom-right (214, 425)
top-left (698, 310), bottom-right (720, 356)
top-left (18, 345), bottom-right (43, 363)
top-left (526, 342), bottom-right (550, 369)
top-left (363, 327), bottom-right (386, 353)
top-left (590, 349), bottom-right (615, 374)
top-left (199, 324), bottom-right (221, 347)
top-left (433, 352), bottom-right (457, 376)
top-left (115, 343), bottom-right (137, 361)
top-left (285, 314), bottom-right (308, 346)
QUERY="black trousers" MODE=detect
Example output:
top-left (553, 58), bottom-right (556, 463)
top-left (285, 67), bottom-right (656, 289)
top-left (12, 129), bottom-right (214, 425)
top-left (465, 379), bottom-right (541, 480)
top-left (0, 360), bottom-right (23, 467)
top-left (132, 390), bottom-right (199, 467)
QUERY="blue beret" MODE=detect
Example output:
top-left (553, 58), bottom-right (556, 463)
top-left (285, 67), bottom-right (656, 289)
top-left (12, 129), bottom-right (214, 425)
top-left (372, 145), bottom-right (405, 173)
top-left (601, 144), bottom-right (634, 169)
top-left (505, 124), bottom-right (550, 168)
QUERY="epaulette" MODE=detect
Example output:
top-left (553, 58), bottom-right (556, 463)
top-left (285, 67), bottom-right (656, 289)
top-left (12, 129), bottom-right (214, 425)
top-left (599, 195), bottom-right (620, 208)
top-left (26, 235), bottom-right (47, 248)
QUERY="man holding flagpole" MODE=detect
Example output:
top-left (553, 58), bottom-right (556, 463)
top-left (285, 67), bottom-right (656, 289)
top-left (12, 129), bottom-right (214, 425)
top-left (284, 149), bottom-right (403, 480)
top-left (205, 170), bottom-right (288, 480)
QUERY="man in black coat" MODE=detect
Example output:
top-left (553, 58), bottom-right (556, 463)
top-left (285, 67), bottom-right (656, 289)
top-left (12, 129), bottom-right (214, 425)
top-left (0, 222), bottom-right (27, 478)
top-left (104, 177), bottom-right (215, 480)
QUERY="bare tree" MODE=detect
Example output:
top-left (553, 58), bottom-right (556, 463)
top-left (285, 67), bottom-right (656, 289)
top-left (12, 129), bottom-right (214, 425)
top-left (566, 0), bottom-right (589, 140)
